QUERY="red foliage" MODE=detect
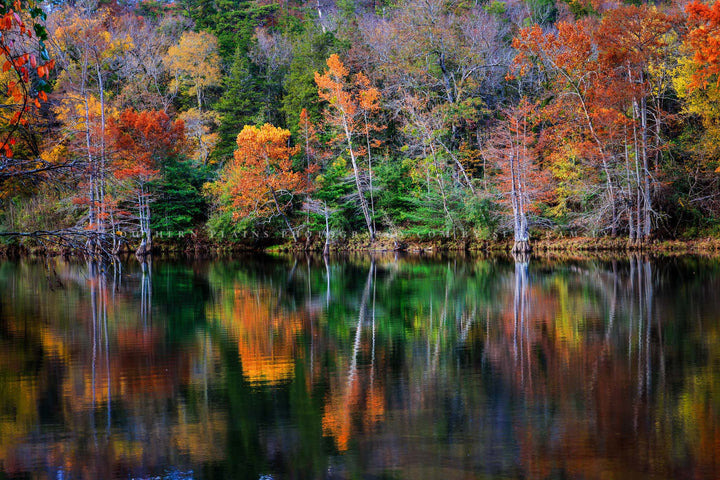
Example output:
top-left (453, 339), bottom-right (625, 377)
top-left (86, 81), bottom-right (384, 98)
top-left (0, 1), bottom-right (55, 157)
top-left (686, 0), bottom-right (720, 88)
top-left (108, 109), bottom-right (186, 183)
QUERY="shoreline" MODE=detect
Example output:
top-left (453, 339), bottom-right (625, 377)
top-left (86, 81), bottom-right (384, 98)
top-left (4, 232), bottom-right (720, 258)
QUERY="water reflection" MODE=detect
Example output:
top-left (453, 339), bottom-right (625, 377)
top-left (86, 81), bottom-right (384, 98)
top-left (0, 254), bottom-right (719, 478)
top-left (321, 259), bottom-right (384, 453)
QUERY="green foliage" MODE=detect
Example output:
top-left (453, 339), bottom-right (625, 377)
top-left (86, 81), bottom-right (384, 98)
top-left (396, 191), bottom-right (455, 238)
top-left (134, 0), bottom-right (169, 21)
top-left (250, 38), bottom-right (291, 130)
top-left (560, 0), bottom-right (595, 17)
top-left (484, 0), bottom-right (507, 17)
top-left (179, 0), bottom-right (278, 59)
top-left (461, 196), bottom-right (499, 240)
top-left (282, 28), bottom-right (349, 133)
top-left (206, 207), bottom-right (255, 240)
top-left (337, 0), bottom-right (357, 18)
top-left (374, 158), bottom-right (415, 224)
top-left (150, 157), bottom-right (209, 232)
top-left (0, 192), bottom-right (79, 237)
top-left (8, 0), bottom-right (720, 247)
top-left (213, 48), bottom-right (261, 163)
top-left (312, 157), bottom-right (360, 234)
top-left (527, 0), bottom-right (558, 25)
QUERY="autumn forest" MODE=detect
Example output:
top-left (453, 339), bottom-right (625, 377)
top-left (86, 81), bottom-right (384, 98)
top-left (1, 0), bottom-right (720, 253)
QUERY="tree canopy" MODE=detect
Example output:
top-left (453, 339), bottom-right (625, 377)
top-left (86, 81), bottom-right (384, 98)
top-left (4, 0), bottom-right (720, 253)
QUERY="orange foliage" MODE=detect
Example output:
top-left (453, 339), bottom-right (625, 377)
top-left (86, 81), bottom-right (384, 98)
top-left (687, 0), bottom-right (720, 89)
top-left (315, 54), bottom-right (383, 239)
top-left (322, 358), bottom-right (385, 452)
top-left (314, 54), bottom-right (383, 147)
top-left (298, 108), bottom-right (321, 164)
top-left (232, 287), bottom-right (303, 385)
top-left (204, 283), bottom-right (308, 386)
top-left (485, 99), bottom-right (552, 215)
top-left (211, 123), bottom-right (315, 222)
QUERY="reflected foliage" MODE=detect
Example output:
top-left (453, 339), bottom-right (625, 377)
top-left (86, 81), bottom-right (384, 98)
top-left (0, 254), bottom-right (720, 478)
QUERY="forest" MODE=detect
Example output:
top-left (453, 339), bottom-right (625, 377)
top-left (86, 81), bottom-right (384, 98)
top-left (1, 0), bottom-right (720, 254)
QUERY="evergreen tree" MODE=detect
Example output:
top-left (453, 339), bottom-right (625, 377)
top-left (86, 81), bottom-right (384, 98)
top-left (213, 47), bottom-right (261, 163)
top-left (180, 0), bottom-right (278, 60)
top-left (150, 156), bottom-right (209, 233)
top-left (282, 28), bottom-right (349, 133)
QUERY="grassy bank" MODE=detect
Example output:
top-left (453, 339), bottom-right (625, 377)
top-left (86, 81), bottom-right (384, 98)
top-left (262, 232), bottom-right (720, 256)
top-left (6, 230), bottom-right (720, 258)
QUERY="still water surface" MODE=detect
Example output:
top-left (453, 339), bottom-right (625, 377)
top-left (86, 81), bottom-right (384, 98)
top-left (0, 254), bottom-right (718, 479)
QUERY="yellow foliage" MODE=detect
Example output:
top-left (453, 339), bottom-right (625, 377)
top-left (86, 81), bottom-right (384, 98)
top-left (54, 92), bottom-right (118, 132)
top-left (165, 31), bottom-right (221, 107)
top-left (40, 145), bottom-right (69, 165)
top-left (332, 157), bottom-right (347, 169)
top-left (178, 108), bottom-right (220, 164)
top-left (673, 46), bottom-right (720, 161)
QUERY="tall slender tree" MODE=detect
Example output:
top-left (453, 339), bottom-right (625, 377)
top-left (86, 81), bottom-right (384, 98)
top-left (315, 54), bottom-right (381, 241)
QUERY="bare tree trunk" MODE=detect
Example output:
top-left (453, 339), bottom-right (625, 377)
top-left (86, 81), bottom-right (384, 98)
top-left (363, 112), bottom-right (377, 235)
top-left (145, 189), bottom-right (152, 248)
top-left (429, 143), bottom-right (453, 229)
top-left (632, 101), bottom-right (643, 245)
top-left (438, 49), bottom-right (455, 105)
top-left (110, 208), bottom-right (118, 255)
top-left (96, 62), bottom-right (107, 236)
top-left (304, 122), bottom-right (312, 235)
top-left (82, 79), bottom-right (96, 247)
top-left (438, 139), bottom-right (475, 195)
top-left (323, 205), bottom-right (330, 256)
top-left (510, 122), bottom-right (530, 254)
top-left (341, 115), bottom-right (375, 242)
top-left (624, 133), bottom-right (636, 242)
top-left (269, 185), bottom-right (298, 243)
top-left (136, 185), bottom-right (152, 257)
top-left (640, 87), bottom-right (651, 240)
top-left (564, 76), bottom-right (617, 236)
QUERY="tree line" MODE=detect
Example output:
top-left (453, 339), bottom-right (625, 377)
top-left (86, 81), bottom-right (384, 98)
top-left (1, 0), bottom-right (720, 254)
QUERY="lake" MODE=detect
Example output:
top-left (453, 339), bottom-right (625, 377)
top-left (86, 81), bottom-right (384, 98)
top-left (0, 253), bottom-right (718, 479)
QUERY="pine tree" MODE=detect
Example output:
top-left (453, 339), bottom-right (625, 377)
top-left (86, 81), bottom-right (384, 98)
top-left (214, 47), bottom-right (261, 163)
top-left (179, 0), bottom-right (278, 60)
top-left (282, 28), bottom-right (348, 133)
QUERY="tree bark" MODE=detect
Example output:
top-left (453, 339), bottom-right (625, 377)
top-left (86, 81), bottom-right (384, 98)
top-left (341, 114), bottom-right (375, 242)
top-left (269, 185), bottom-right (298, 243)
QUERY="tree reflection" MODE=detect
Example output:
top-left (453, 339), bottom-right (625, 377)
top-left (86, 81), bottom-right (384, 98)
top-left (321, 259), bottom-right (385, 452)
top-left (512, 253), bottom-right (530, 390)
top-left (140, 257), bottom-right (152, 327)
top-left (0, 259), bottom-right (224, 478)
top-left (1, 255), bottom-right (720, 478)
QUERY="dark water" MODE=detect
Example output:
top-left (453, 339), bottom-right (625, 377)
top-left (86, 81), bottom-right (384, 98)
top-left (0, 254), bottom-right (719, 479)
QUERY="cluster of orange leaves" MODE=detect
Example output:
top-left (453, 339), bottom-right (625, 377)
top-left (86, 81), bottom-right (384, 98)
top-left (215, 123), bottom-right (317, 220)
top-left (315, 54), bottom-right (384, 145)
top-left (0, 1), bottom-right (55, 157)
top-left (686, 0), bottom-right (720, 89)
